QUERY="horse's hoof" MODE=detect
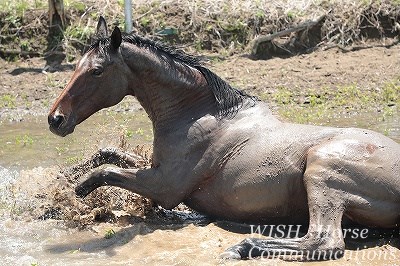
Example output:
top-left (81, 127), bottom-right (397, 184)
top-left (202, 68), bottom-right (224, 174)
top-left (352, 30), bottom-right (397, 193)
top-left (219, 250), bottom-right (242, 260)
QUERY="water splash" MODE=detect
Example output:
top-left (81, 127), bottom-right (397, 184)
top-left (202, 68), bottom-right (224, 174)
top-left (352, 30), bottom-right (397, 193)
top-left (0, 166), bottom-right (18, 217)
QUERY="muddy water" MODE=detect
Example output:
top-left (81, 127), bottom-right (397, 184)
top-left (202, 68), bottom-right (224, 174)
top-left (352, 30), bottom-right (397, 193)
top-left (0, 111), bottom-right (153, 170)
top-left (0, 110), bottom-right (399, 265)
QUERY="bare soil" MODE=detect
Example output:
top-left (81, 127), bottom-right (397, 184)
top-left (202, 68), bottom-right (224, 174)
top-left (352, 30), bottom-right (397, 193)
top-left (0, 43), bottom-right (399, 120)
top-left (213, 44), bottom-right (400, 95)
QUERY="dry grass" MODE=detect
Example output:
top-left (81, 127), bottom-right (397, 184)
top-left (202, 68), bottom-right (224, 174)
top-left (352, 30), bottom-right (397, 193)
top-left (0, 0), bottom-right (399, 61)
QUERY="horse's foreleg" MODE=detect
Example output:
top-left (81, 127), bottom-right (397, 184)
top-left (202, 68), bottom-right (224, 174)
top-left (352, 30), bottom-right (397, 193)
top-left (222, 164), bottom-right (346, 261)
top-left (63, 148), bottom-right (146, 181)
top-left (75, 166), bottom-right (182, 209)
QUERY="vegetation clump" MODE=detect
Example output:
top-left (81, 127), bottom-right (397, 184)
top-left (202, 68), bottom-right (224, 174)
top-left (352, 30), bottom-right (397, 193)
top-left (0, 0), bottom-right (399, 61)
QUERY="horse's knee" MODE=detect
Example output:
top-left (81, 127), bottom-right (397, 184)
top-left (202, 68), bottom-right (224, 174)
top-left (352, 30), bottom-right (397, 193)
top-left (96, 147), bottom-right (141, 168)
top-left (75, 168), bottom-right (107, 197)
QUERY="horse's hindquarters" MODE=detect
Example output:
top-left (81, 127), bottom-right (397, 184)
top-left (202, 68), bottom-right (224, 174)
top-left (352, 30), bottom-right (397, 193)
top-left (306, 131), bottom-right (400, 228)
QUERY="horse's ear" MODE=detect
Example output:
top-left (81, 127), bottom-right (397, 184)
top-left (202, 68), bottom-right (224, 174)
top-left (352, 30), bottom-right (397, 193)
top-left (110, 26), bottom-right (122, 50)
top-left (96, 16), bottom-right (108, 38)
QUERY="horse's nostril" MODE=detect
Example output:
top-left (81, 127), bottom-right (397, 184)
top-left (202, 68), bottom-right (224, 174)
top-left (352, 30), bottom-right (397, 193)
top-left (48, 114), bottom-right (64, 129)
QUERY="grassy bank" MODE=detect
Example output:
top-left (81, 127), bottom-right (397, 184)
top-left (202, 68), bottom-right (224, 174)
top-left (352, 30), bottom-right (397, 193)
top-left (267, 80), bottom-right (400, 124)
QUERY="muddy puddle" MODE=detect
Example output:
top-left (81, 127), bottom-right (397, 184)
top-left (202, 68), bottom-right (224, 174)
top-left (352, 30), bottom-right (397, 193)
top-left (0, 110), bottom-right (153, 170)
top-left (0, 109), bottom-right (399, 265)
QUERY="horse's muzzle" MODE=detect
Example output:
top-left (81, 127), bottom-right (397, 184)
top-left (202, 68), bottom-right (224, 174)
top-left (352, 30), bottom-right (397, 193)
top-left (48, 113), bottom-right (64, 128)
top-left (48, 112), bottom-right (75, 137)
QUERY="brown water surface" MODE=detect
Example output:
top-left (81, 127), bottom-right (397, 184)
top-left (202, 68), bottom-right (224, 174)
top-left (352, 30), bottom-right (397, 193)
top-left (0, 110), bottom-right (399, 265)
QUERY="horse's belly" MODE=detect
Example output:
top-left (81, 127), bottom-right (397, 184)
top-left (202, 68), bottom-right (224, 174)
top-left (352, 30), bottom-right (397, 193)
top-left (184, 172), bottom-right (309, 224)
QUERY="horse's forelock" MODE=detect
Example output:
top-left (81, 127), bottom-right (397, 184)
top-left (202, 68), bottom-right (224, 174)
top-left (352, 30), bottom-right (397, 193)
top-left (86, 37), bottom-right (111, 57)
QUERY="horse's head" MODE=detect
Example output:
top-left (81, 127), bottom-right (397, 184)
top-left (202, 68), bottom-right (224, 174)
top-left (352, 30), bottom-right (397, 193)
top-left (48, 17), bottom-right (130, 137)
top-left (49, 17), bottom-right (254, 136)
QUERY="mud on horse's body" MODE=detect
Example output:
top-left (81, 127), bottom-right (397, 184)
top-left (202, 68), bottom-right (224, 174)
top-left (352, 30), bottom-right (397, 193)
top-left (48, 17), bottom-right (400, 260)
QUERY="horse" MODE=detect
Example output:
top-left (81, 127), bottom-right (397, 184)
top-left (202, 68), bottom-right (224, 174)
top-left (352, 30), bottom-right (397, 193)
top-left (48, 16), bottom-right (400, 260)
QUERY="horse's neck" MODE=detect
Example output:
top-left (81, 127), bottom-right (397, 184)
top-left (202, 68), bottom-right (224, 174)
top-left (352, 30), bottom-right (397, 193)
top-left (125, 53), bottom-right (216, 129)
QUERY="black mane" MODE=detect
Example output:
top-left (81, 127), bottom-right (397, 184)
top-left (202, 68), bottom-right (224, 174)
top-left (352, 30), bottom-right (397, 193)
top-left (89, 34), bottom-right (257, 118)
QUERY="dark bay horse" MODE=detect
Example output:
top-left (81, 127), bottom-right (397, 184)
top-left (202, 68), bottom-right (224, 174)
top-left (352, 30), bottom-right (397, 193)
top-left (48, 16), bottom-right (400, 260)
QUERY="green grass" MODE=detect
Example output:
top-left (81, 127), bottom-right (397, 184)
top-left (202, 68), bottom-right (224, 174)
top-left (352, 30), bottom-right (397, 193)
top-left (0, 0), bottom-right (49, 13)
top-left (0, 0), bottom-right (31, 16)
top-left (64, 0), bottom-right (85, 12)
top-left (65, 155), bottom-right (84, 165)
top-left (15, 134), bottom-right (34, 146)
top-left (64, 24), bottom-right (93, 41)
top-left (266, 80), bottom-right (400, 124)
top-left (0, 94), bottom-right (17, 108)
top-left (104, 228), bottom-right (116, 239)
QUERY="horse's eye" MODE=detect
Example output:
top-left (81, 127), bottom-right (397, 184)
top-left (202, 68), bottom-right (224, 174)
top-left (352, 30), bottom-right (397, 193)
top-left (92, 68), bottom-right (103, 77)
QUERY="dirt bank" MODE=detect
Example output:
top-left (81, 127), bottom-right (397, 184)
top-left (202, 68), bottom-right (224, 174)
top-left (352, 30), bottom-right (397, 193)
top-left (1, 43), bottom-right (399, 122)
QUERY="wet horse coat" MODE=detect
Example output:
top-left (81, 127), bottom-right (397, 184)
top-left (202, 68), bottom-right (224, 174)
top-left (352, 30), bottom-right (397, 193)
top-left (48, 17), bottom-right (400, 260)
